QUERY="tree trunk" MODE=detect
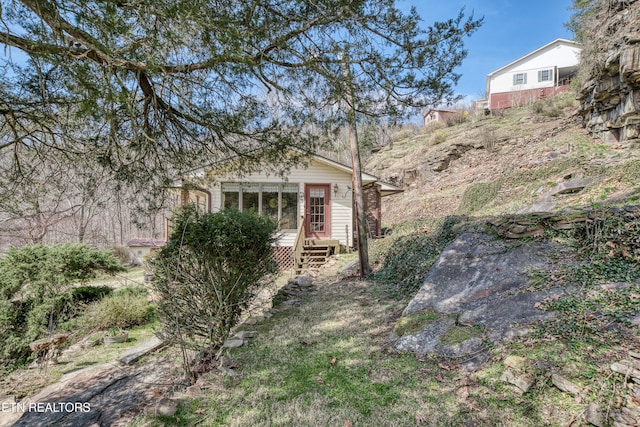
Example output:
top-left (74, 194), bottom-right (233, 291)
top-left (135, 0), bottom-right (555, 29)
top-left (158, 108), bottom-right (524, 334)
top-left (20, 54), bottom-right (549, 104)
top-left (342, 58), bottom-right (370, 277)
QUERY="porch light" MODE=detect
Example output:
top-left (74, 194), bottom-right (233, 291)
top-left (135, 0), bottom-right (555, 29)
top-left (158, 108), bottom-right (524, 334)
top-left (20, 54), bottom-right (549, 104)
top-left (333, 183), bottom-right (339, 196)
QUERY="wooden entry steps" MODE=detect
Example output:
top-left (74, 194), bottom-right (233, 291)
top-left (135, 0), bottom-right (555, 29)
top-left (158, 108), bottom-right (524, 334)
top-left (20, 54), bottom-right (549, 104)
top-left (295, 239), bottom-right (340, 274)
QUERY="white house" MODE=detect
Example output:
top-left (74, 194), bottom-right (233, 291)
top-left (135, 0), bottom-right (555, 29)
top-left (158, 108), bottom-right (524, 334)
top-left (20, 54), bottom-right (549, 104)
top-left (483, 38), bottom-right (581, 110)
top-left (170, 154), bottom-right (402, 270)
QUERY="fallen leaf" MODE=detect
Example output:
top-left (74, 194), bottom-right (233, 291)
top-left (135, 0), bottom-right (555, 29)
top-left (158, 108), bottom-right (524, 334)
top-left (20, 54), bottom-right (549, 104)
top-left (316, 377), bottom-right (324, 384)
top-left (438, 362), bottom-right (454, 371)
top-left (344, 420), bottom-right (353, 427)
top-left (330, 356), bottom-right (337, 367)
top-left (456, 385), bottom-right (469, 400)
top-left (434, 373), bottom-right (445, 382)
top-left (467, 400), bottom-right (480, 411)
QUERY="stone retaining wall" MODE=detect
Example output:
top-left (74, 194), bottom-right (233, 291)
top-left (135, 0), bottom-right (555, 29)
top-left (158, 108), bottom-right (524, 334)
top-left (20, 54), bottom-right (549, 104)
top-left (488, 205), bottom-right (640, 239)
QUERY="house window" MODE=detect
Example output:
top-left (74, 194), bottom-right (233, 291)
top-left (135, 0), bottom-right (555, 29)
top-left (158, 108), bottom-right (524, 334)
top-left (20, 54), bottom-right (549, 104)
top-left (538, 69), bottom-right (553, 82)
top-left (242, 183), bottom-right (260, 213)
top-left (222, 182), bottom-right (298, 230)
top-left (513, 73), bottom-right (527, 85)
top-left (222, 183), bottom-right (240, 210)
top-left (281, 185), bottom-right (298, 230)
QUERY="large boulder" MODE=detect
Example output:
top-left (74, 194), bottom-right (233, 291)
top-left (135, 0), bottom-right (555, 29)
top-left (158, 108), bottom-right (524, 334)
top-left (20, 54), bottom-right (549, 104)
top-left (393, 232), bottom-right (575, 363)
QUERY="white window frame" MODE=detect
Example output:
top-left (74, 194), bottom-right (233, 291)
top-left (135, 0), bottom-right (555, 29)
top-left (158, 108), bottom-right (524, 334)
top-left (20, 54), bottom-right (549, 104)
top-left (538, 69), bottom-right (553, 82)
top-left (513, 72), bottom-right (527, 85)
top-left (222, 182), bottom-right (299, 230)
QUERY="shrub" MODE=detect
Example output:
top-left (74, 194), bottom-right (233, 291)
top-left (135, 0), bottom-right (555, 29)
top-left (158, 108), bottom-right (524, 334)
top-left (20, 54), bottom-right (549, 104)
top-left (430, 129), bottom-right (447, 145)
top-left (84, 286), bottom-right (155, 330)
top-left (445, 111), bottom-right (469, 127)
top-left (390, 126), bottom-right (418, 143)
top-left (151, 206), bottom-right (278, 356)
top-left (424, 121), bottom-right (446, 134)
top-left (0, 244), bottom-right (125, 361)
top-left (110, 246), bottom-right (132, 265)
top-left (479, 127), bottom-right (497, 152)
top-left (72, 285), bottom-right (113, 304)
top-left (531, 93), bottom-right (576, 118)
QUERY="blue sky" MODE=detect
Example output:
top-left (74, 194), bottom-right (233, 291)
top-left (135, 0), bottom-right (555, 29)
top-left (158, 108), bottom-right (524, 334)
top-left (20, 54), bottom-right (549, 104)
top-left (404, 0), bottom-right (575, 101)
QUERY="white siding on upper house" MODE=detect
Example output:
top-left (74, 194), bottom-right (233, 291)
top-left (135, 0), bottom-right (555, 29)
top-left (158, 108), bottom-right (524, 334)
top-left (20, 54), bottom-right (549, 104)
top-left (207, 158), bottom-right (358, 247)
top-left (488, 40), bottom-right (581, 95)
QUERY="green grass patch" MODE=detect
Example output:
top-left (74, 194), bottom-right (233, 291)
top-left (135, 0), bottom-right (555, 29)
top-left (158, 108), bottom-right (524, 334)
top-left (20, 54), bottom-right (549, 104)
top-left (439, 325), bottom-right (484, 345)
top-left (394, 309), bottom-right (439, 337)
top-left (457, 180), bottom-right (502, 215)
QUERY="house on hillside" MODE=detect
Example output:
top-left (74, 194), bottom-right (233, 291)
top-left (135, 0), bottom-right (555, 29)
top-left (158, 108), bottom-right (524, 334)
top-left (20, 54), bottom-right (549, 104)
top-left (169, 154), bottom-right (403, 271)
top-left (126, 238), bottom-right (166, 266)
top-left (480, 38), bottom-right (581, 111)
top-left (423, 108), bottom-right (460, 126)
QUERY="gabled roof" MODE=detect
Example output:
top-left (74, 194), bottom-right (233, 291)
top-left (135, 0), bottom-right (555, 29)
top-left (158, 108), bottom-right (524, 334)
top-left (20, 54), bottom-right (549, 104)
top-left (304, 153), bottom-right (403, 196)
top-left (423, 108), bottom-right (459, 117)
top-left (184, 150), bottom-right (404, 196)
top-left (127, 238), bottom-right (165, 247)
top-left (487, 38), bottom-right (580, 77)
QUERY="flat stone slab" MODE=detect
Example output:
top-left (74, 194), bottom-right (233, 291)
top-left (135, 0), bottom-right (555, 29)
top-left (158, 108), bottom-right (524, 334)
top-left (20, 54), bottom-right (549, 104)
top-left (548, 177), bottom-right (598, 196)
top-left (9, 357), bottom-right (178, 427)
top-left (117, 336), bottom-right (166, 365)
top-left (394, 231), bottom-right (575, 360)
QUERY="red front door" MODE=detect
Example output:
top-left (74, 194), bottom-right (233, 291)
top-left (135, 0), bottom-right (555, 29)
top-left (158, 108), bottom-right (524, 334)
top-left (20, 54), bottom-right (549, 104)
top-left (305, 184), bottom-right (331, 238)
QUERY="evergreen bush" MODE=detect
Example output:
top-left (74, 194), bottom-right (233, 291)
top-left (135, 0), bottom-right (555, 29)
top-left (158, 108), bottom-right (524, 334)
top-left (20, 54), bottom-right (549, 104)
top-left (150, 206), bottom-right (278, 355)
top-left (0, 244), bottom-right (125, 361)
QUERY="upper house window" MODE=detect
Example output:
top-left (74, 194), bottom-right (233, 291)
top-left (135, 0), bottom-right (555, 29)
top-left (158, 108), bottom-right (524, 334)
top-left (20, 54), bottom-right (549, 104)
top-left (538, 69), bottom-right (553, 82)
top-left (513, 72), bottom-right (527, 85)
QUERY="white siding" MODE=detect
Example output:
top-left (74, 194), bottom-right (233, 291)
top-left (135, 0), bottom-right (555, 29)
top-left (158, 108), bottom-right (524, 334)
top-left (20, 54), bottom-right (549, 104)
top-left (207, 159), bottom-right (355, 247)
top-left (489, 43), bottom-right (581, 94)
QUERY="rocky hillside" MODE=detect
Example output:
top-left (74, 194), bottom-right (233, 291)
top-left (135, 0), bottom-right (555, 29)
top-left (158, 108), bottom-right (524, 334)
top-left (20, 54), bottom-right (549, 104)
top-left (365, 93), bottom-right (640, 228)
top-left (576, 0), bottom-right (640, 143)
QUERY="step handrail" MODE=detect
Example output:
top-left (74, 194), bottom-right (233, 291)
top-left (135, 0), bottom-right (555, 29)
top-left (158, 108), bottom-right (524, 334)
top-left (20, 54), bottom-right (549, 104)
top-left (292, 216), bottom-right (305, 272)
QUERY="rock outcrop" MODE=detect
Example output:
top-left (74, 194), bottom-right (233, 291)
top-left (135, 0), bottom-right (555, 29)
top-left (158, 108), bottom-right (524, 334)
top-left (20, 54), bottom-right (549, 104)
top-left (577, 0), bottom-right (640, 143)
top-left (610, 352), bottom-right (640, 427)
top-left (393, 231), bottom-right (574, 365)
